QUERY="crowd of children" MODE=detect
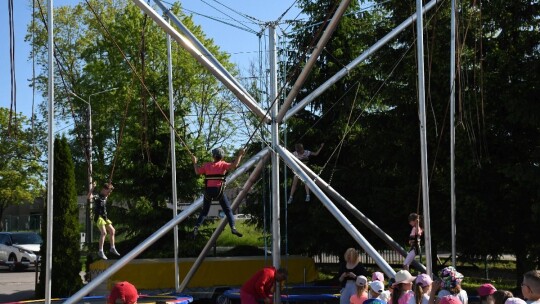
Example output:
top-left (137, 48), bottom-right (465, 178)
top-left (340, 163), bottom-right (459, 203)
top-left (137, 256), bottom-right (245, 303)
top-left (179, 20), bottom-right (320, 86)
top-left (338, 266), bottom-right (539, 304)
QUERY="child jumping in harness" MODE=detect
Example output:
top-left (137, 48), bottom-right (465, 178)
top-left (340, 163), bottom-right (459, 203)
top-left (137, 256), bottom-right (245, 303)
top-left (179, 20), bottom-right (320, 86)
top-left (403, 212), bottom-right (423, 270)
top-left (191, 148), bottom-right (245, 238)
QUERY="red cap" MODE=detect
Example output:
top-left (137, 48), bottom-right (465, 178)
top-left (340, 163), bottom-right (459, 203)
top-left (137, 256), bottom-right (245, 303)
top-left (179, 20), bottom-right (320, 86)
top-left (477, 283), bottom-right (497, 297)
top-left (108, 281), bottom-right (138, 304)
top-left (439, 296), bottom-right (462, 304)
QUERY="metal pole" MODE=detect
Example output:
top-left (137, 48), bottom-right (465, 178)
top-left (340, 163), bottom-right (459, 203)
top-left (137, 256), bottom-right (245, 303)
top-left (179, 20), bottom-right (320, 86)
top-left (45, 0), bottom-right (54, 301)
top-left (282, 0), bottom-right (441, 123)
top-left (450, 0), bottom-right (457, 268)
top-left (415, 0), bottom-right (433, 276)
top-left (86, 101), bottom-right (93, 245)
top-left (269, 24), bottom-right (282, 304)
top-left (275, 0), bottom-right (351, 122)
top-left (165, 15), bottom-right (181, 292)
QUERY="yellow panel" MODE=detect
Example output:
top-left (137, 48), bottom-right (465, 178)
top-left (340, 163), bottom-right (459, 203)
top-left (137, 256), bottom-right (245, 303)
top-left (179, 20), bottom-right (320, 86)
top-left (89, 256), bottom-right (318, 290)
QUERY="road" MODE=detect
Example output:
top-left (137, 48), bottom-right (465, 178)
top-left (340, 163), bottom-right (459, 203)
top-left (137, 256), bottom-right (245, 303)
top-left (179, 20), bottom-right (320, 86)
top-left (0, 267), bottom-right (37, 303)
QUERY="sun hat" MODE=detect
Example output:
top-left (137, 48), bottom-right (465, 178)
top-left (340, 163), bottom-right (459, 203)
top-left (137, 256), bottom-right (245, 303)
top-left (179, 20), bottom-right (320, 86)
top-left (477, 283), bottom-right (497, 297)
top-left (108, 281), bottom-right (138, 304)
top-left (356, 275), bottom-right (368, 286)
top-left (370, 280), bottom-right (385, 293)
top-left (504, 298), bottom-right (526, 304)
top-left (439, 296), bottom-right (462, 304)
top-left (392, 270), bottom-right (416, 286)
top-left (439, 266), bottom-right (464, 289)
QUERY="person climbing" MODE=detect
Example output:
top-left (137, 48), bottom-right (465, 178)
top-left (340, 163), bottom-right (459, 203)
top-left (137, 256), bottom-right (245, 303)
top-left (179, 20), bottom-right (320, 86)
top-left (191, 148), bottom-right (245, 238)
top-left (87, 181), bottom-right (120, 260)
top-left (287, 142), bottom-right (324, 203)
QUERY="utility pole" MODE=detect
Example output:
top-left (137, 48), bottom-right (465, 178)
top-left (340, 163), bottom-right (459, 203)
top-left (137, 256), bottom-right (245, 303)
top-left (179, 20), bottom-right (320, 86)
top-left (71, 87), bottom-right (117, 246)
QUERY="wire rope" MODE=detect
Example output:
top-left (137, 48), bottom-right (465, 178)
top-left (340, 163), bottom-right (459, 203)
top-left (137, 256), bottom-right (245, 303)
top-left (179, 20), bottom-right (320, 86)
top-left (209, 0), bottom-right (263, 24)
top-left (199, 0), bottom-right (258, 34)
top-left (8, 0), bottom-right (16, 136)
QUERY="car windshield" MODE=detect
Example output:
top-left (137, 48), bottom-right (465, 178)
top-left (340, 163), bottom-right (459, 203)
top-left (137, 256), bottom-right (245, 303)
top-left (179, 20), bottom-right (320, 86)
top-left (11, 233), bottom-right (43, 245)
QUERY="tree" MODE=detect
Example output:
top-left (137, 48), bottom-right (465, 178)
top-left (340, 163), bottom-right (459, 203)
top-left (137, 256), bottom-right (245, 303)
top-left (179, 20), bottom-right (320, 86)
top-left (281, 0), bottom-right (540, 275)
top-left (37, 136), bottom-right (82, 297)
top-left (28, 1), bottom-right (248, 241)
top-left (0, 108), bottom-right (43, 230)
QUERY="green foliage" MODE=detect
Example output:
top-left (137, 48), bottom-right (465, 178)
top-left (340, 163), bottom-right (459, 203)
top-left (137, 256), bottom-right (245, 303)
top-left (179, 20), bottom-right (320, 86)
top-left (0, 108), bottom-right (44, 231)
top-left (277, 0), bottom-right (540, 277)
top-left (37, 137), bottom-right (82, 297)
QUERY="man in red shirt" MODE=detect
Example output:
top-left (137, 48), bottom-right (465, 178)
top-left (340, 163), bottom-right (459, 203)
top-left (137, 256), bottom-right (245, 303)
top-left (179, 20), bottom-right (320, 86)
top-left (240, 267), bottom-right (288, 304)
top-left (191, 148), bottom-right (245, 238)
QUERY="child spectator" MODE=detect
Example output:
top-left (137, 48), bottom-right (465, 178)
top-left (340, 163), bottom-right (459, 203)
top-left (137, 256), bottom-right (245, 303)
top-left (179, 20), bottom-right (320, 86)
top-left (351, 276), bottom-right (369, 304)
top-left (477, 283), bottom-right (497, 304)
top-left (392, 270), bottom-right (416, 304)
top-left (522, 270), bottom-right (540, 304)
top-left (371, 272), bottom-right (391, 303)
top-left (429, 267), bottom-right (468, 304)
top-left (411, 274), bottom-right (433, 304)
top-left (493, 290), bottom-right (514, 304)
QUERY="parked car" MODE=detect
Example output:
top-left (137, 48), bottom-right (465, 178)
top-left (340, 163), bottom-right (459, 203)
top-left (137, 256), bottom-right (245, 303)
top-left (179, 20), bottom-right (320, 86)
top-left (234, 214), bottom-right (252, 220)
top-left (0, 232), bottom-right (42, 271)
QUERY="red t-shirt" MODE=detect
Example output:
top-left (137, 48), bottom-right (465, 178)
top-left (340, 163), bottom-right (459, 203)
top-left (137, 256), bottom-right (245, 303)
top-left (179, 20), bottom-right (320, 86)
top-left (240, 266), bottom-right (277, 299)
top-left (196, 160), bottom-right (231, 187)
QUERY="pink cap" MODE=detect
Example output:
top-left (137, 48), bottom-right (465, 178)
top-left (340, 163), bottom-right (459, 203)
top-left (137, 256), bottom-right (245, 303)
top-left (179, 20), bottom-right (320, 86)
top-left (439, 296), bottom-right (462, 304)
top-left (477, 283), bottom-right (497, 297)
top-left (415, 274), bottom-right (433, 287)
top-left (372, 271), bottom-right (384, 282)
top-left (505, 298), bottom-right (526, 304)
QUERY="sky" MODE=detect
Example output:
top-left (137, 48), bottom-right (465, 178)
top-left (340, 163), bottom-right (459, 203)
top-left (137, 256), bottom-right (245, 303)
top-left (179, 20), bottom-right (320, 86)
top-left (0, 0), bottom-right (302, 123)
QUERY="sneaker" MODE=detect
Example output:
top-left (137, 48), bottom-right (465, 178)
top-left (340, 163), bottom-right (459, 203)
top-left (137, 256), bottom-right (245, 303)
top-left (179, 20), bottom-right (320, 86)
top-left (305, 194), bottom-right (310, 202)
top-left (192, 227), bottom-right (199, 239)
top-left (287, 196), bottom-right (293, 204)
top-left (109, 247), bottom-right (120, 256)
top-left (97, 251), bottom-right (108, 260)
top-left (231, 228), bottom-right (243, 237)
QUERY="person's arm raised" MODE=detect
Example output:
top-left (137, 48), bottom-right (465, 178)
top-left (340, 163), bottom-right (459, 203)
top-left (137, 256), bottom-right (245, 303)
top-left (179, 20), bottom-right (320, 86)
top-left (230, 149), bottom-right (245, 171)
top-left (311, 143), bottom-right (325, 156)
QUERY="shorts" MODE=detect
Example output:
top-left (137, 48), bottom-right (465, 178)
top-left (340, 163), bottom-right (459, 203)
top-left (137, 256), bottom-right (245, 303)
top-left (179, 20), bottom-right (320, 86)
top-left (95, 216), bottom-right (113, 228)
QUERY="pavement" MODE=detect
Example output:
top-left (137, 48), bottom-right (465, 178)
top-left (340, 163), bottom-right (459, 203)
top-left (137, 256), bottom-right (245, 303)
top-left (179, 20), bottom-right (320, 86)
top-left (0, 267), bottom-right (37, 303)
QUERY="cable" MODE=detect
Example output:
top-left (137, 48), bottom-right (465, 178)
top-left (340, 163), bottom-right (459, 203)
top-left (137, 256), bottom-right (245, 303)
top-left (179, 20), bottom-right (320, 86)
top-left (8, 0), bottom-right (16, 137)
top-left (209, 0), bottom-right (263, 24)
top-left (199, 0), bottom-right (258, 34)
